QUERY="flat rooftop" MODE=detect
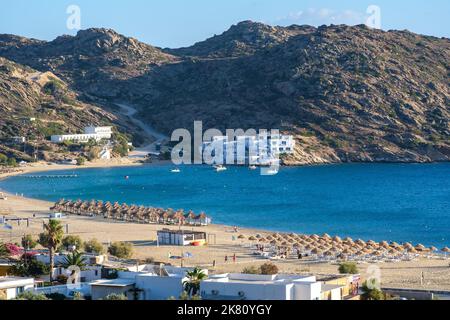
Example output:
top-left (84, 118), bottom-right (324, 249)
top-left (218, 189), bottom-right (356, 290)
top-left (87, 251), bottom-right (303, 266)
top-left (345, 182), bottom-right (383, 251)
top-left (90, 279), bottom-right (135, 287)
top-left (0, 277), bottom-right (33, 283)
top-left (158, 229), bottom-right (206, 235)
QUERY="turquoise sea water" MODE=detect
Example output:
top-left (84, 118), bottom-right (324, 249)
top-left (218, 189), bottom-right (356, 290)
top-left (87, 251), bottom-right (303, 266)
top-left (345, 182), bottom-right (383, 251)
top-left (1, 163), bottom-right (449, 247)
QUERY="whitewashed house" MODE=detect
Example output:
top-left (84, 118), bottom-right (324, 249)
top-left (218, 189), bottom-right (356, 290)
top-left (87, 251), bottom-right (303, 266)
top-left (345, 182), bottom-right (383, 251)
top-left (0, 277), bottom-right (35, 300)
top-left (200, 273), bottom-right (342, 300)
top-left (201, 133), bottom-right (295, 165)
top-left (90, 265), bottom-right (208, 300)
top-left (51, 126), bottom-right (112, 144)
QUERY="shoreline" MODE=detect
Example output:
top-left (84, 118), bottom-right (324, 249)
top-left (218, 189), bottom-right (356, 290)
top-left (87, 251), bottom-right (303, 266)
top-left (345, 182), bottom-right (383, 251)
top-left (1, 161), bottom-right (449, 290)
top-left (1, 160), bottom-right (450, 247)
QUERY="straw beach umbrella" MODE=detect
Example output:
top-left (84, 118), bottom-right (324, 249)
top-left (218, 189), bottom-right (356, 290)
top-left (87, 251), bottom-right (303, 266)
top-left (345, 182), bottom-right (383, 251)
top-left (415, 244), bottom-right (426, 252)
top-left (403, 242), bottom-right (413, 248)
top-left (379, 241), bottom-right (390, 249)
top-left (390, 242), bottom-right (400, 248)
top-left (322, 233), bottom-right (331, 240)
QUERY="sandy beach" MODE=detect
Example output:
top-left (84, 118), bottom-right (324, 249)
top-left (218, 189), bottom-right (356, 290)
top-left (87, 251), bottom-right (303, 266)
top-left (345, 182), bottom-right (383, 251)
top-left (1, 161), bottom-right (450, 291)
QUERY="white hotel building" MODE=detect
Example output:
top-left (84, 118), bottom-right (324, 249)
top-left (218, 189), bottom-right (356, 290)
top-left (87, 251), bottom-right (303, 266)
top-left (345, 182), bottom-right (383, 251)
top-left (51, 126), bottom-right (112, 144)
top-left (202, 133), bottom-right (295, 165)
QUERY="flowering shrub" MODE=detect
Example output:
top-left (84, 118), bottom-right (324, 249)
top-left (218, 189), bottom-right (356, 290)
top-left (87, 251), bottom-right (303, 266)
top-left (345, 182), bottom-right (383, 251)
top-left (5, 243), bottom-right (22, 256)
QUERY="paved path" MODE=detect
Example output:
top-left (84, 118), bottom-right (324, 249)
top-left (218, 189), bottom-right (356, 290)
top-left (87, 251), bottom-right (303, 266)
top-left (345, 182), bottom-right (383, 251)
top-left (115, 103), bottom-right (169, 158)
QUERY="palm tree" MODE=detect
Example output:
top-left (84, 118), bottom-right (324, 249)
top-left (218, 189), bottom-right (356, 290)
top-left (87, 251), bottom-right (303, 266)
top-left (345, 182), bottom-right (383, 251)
top-left (183, 267), bottom-right (208, 297)
top-left (59, 251), bottom-right (86, 270)
top-left (38, 219), bottom-right (64, 282)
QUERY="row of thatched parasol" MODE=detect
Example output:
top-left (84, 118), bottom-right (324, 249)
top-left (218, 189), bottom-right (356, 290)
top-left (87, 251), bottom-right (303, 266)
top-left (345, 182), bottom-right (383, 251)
top-left (238, 232), bottom-right (450, 256)
top-left (51, 199), bottom-right (210, 225)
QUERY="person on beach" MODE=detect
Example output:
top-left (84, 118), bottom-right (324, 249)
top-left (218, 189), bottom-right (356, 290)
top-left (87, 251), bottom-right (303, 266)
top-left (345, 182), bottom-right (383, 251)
top-left (213, 260), bottom-right (216, 268)
top-left (233, 253), bottom-right (236, 263)
top-left (225, 255), bottom-right (228, 263)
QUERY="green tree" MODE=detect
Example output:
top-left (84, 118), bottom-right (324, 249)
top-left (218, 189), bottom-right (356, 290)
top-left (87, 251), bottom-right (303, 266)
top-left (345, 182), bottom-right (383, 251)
top-left (338, 262), bottom-right (359, 274)
top-left (10, 256), bottom-right (50, 277)
top-left (108, 242), bottom-right (133, 259)
top-left (361, 279), bottom-right (385, 300)
top-left (260, 262), bottom-right (278, 275)
top-left (62, 235), bottom-right (84, 251)
top-left (183, 267), bottom-right (208, 296)
top-left (0, 242), bottom-right (9, 259)
top-left (242, 266), bottom-right (260, 274)
top-left (59, 251), bottom-right (87, 270)
top-left (76, 156), bottom-right (86, 166)
top-left (103, 293), bottom-right (128, 300)
top-left (45, 293), bottom-right (66, 300)
top-left (0, 153), bottom-right (7, 165)
top-left (14, 291), bottom-right (49, 300)
top-left (84, 238), bottom-right (104, 254)
top-left (6, 158), bottom-right (17, 167)
top-left (21, 235), bottom-right (37, 250)
top-left (38, 219), bottom-right (64, 282)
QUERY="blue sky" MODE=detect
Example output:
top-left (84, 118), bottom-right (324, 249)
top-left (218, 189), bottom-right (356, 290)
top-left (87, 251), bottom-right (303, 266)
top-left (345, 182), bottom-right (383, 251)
top-left (1, 0), bottom-right (448, 48)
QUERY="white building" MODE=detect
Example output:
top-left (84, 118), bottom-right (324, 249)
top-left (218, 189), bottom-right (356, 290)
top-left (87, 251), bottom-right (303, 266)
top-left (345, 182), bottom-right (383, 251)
top-left (90, 265), bottom-right (208, 300)
top-left (200, 273), bottom-right (343, 300)
top-left (0, 277), bottom-right (35, 300)
top-left (157, 229), bottom-right (207, 246)
top-left (51, 126), bottom-right (112, 144)
top-left (201, 133), bottom-right (295, 165)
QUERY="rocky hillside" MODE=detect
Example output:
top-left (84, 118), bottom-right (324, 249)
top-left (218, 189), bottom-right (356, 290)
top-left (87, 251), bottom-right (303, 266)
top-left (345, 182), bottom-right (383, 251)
top-left (0, 28), bottom-right (177, 99)
top-left (166, 20), bottom-right (315, 58)
top-left (0, 56), bottom-right (118, 160)
top-left (0, 22), bottom-right (449, 164)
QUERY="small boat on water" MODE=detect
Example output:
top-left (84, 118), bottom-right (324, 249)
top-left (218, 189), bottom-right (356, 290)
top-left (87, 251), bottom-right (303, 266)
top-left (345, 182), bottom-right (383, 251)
top-left (261, 167), bottom-right (279, 175)
top-left (171, 168), bottom-right (181, 173)
top-left (214, 165), bottom-right (227, 172)
top-left (249, 165), bottom-right (257, 170)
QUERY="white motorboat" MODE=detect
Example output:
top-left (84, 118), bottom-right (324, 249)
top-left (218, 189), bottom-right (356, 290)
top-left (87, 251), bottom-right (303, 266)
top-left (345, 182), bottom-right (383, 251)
top-left (261, 167), bottom-right (279, 176)
top-left (249, 165), bottom-right (257, 170)
top-left (171, 168), bottom-right (181, 173)
top-left (214, 165), bottom-right (227, 172)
